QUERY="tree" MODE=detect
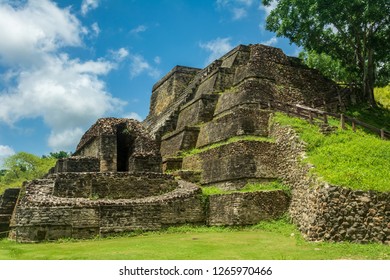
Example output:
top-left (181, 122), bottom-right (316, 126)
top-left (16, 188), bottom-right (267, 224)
top-left (263, 0), bottom-right (390, 106)
top-left (0, 152), bottom-right (56, 192)
top-left (48, 151), bottom-right (71, 159)
top-left (298, 50), bottom-right (356, 83)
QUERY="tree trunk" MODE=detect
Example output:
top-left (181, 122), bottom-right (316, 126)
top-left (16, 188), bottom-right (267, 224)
top-left (364, 48), bottom-right (377, 107)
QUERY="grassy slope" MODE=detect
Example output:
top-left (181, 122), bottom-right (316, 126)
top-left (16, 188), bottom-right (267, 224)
top-left (1, 221), bottom-right (389, 260)
top-left (202, 181), bottom-right (290, 196)
top-left (273, 113), bottom-right (390, 192)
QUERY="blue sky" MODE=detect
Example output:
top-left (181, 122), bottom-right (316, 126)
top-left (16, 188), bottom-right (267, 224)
top-left (0, 0), bottom-right (299, 166)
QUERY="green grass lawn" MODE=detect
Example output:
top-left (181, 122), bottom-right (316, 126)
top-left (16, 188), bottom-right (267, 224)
top-left (0, 220), bottom-right (388, 260)
top-left (273, 113), bottom-right (390, 192)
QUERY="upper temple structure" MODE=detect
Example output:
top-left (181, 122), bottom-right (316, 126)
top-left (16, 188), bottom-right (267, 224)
top-left (1, 44), bottom-right (388, 244)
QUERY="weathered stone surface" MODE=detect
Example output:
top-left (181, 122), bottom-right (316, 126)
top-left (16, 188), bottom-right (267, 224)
top-left (9, 178), bottom-right (205, 242)
top-left (182, 140), bottom-right (277, 188)
top-left (149, 66), bottom-right (200, 118)
top-left (176, 94), bottom-right (219, 129)
top-left (74, 118), bottom-right (161, 173)
top-left (52, 156), bottom-right (99, 173)
top-left (143, 44), bottom-right (347, 138)
top-left (270, 121), bottom-right (390, 244)
top-left (196, 106), bottom-right (271, 148)
top-left (162, 158), bottom-right (183, 172)
top-left (5, 43), bottom-right (384, 244)
top-left (0, 188), bottom-right (20, 237)
top-left (52, 173), bottom-right (177, 199)
top-left (160, 127), bottom-right (200, 158)
top-left (207, 190), bottom-right (290, 226)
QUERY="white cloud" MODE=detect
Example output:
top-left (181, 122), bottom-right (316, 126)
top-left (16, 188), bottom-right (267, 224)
top-left (237, 0), bottom-right (254, 6)
top-left (110, 47), bottom-right (129, 62)
top-left (154, 56), bottom-right (161, 65)
top-left (199, 37), bottom-right (233, 65)
top-left (81, 0), bottom-right (99, 16)
top-left (259, 0), bottom-right (277, 16)
top-left (129, 54), bottom-right (161, 79)
top-left (0, 145), bottom-right (15, 168)
top-left (48, 128), bottom-right (84, 151)
top-left (124, 112), bottom-right (143, 121)
top-left (232, 8), bottom-right (247, 20)
top-left (259, 23), bottom-right (265, 33)
top-left (0, 54), bottom-right (124, 134)
top-left (216, 0), bottom-right (254, 20)
top-left (130, 25), bottom-right (147, 34)
top-left (0, 0), bottom-right (82, 66)
top-left (0, 0), bottom-right (126, 152)
top-left (261, 36), bottom-right (278, 46)
top-left (91, 22), bottom-right (100, 36)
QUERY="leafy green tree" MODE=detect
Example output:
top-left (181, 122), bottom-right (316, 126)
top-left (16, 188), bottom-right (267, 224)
top-left (263, 0), bottom-right (390, 106)
top-left (48, 151), bottom-right (71, 159)
top-left (0, 152), bottom-right (56, 193)
top-left (298, 50), bottom-right (357, 83)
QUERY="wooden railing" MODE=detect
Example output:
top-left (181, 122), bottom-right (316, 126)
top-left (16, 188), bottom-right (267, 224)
top-left (260, 99), bottom-right (389, 140)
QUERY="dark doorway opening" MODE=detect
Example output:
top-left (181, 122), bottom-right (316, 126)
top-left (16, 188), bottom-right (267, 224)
top-left (116, 124), bottom-right (134, 172)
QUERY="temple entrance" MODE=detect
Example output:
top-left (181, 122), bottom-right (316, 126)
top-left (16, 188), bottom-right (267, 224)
top-left (116, 124), bottom-right (134, 172)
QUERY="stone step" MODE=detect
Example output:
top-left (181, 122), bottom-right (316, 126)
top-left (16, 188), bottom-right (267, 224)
top-left (182, 140), bottom-right (278, 188)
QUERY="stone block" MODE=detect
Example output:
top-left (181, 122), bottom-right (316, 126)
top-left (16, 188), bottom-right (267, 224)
top-left (160, 127), bottom-right (200, 158)
top-left (182, 140), bottom-right (277, 186)
top-left (54, 157), bottom-right (100, 173)
top-left (176, 95), bottom-right (219, 129)
top-left (162, 158), bottom-right (183, 172)
top-left (149, 66), bottom-right (200, 117)
top-left (208, 190), bottom-right (289, 226)
top-left (128, 155), bottom-right (162, 173)
top-left (52, 173), bottom-right (178, 199)
top-left (214, 79), bottom-right (275, 116)
top-left (196, 106), bottom-right (271, 148)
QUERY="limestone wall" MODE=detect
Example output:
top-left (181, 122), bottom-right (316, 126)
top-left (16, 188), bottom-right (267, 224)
top-left (74, 134), bottom-right (117, 172)
top-left (207, 190), bottom-right (289, 226)
top-left (270, 122), bottom-right (390, 243)
top-left (160, 127), bottom-right (200, 158)
top-left (176, 95), bottom-right (219, 129)
top-left (9, 178), bottom-right (205, 242)
top-left (53, 156), bottom-right (100, 173)
top-left (196, 106), bottom-right (271, 148)
top-left (0, 188), bottom-right (20, 237)
top-left (52, 173), bottom-right (177, 199)
top-left (182, 140), bottom-right (278, 189)
top-left (149, 66), bottom-right (200, 117)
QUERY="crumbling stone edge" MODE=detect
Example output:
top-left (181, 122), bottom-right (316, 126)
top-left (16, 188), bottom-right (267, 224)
top-left (269, 119), bottom-right (389, 244)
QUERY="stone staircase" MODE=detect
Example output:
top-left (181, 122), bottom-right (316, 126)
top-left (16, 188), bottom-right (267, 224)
top-left (0, 188), bottom-right (20, 237)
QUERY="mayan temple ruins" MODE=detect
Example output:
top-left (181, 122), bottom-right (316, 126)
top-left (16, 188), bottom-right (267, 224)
top-left (0, 44), bottom-right (388, 243)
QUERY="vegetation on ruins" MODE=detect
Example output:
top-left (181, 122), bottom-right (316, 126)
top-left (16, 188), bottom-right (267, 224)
top-left (179, 135), bottom-right (274, 157)
top-left (0, 219), bottom-right (388, 260)
top-left (201, 181), bottom-right (290, 196)
top-left (272, 113), bottom-right (390, 192)
top-left (299, 50), bottom-right (356, 84)
top-left (263, 0), bottom-right (390, 106)
top-left (0, 152), bottom-right (56, 194)
top-left (374, 85), bottom-right (390, 109)
top-left (299, 50), bottom-right (390, 111)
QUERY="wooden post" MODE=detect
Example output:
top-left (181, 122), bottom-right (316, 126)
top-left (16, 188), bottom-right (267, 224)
top-left (352, 121), bottom-right (356, 132)
top-left (296, 107), bottom-right (301, 117)
top-left (380, 129), bottom-right (385, 140)
top-left (323, 113), bottom-right (328, 124)
top-left (340, 114), bottom-right (346, 130)
top-left (268, 100), bottom-right (272, 110)
top-left (309, 111), bottom-right (313, 124)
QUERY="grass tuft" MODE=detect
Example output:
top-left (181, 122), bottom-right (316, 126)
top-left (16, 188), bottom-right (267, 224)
top-left (273, 112), bottom-right (390, 192)
top-left (180, 135), bottom-right (273, 157)
top-left (201, 181), bottom-right (290, 196)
